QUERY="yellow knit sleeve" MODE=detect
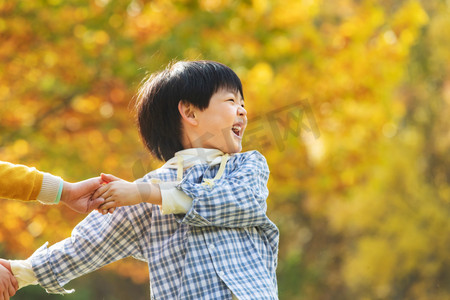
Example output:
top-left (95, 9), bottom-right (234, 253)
top-left (0, 161), bottom-right (44, 201)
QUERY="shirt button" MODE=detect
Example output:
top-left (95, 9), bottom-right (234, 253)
top-left (218, 271), bottom-right (224, 277)
top-left (209, 244), bottom-right (215, 251)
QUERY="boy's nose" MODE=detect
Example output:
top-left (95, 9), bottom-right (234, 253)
top-left (237, 106), bottom-right (247, 117)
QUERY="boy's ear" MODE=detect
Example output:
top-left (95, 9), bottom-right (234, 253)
top-left (178, 101), bottom-right (198, 126)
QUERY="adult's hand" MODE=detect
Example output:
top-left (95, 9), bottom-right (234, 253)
top-left (60, 177), bottom-right (105, 213)
top-left (0, 260), bottom-right (18, 300)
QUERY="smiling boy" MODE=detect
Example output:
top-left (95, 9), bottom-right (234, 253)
top-left (1, 61), bottom-right (279, 300)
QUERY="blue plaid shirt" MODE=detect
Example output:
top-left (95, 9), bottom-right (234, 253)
top-left (29, 150), bottom-right (279, 299)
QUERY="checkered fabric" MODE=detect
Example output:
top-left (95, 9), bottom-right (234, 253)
top-left (30, 150), bottom-right (279, 299)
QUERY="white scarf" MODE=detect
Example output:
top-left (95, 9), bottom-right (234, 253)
top-left (162, 148), bottom-right (230, 183)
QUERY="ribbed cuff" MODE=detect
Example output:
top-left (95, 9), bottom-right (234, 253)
top-left (10, 259), bottom-right (38, 289)
top-left (37, 173), bottom-right (63, 204)
top-left (160, 182), bottom-right (193, 215)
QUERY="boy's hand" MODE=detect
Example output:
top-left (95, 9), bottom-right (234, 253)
top-left (93, 174), bottom-right (151, 214)
top-left (0, 260), bottom-right (18, 300)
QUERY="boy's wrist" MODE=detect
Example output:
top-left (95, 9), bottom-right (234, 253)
top-left (137, 182), bottom-right (161, 205)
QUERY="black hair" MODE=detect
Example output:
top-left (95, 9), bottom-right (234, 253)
top-left (135, 60), bottom-right (244, 161)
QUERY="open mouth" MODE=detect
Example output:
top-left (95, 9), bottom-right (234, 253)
top-left (231, 124), bottom-right (243, 138)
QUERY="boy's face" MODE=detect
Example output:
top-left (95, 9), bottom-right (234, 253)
top-left (193, 89), bottom-right (247, 154)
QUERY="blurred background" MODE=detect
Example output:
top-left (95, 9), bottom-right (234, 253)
top-left (1, 0), bottom-right (449, 299)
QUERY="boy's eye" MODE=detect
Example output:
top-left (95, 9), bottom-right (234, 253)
top-left (227, 98), bottom-right (244, 108)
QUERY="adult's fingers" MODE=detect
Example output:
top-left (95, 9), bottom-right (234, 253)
top-left (92, 184), bottom-right (110, 200)
top-left (84, 177), bottom-right (103, 189)
top-left (7, 281), bottom-right (16, 297)
top-left (1, 289), bottom-right (8, 300)
top-left (98, 201), bottom-right (116, 211)
top-left (101, 173), bottom-right (122, 183)
top-left (9, 274), bottom-right (18, 293)
top-left (89, 197), bottom-right (105, 211)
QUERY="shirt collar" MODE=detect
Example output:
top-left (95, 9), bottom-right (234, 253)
top-left (162, 148), bottom-right (226, 170)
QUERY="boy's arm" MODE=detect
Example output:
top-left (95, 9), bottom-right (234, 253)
top-left (94, 175), bottom-right (192, 215)
top-left (176, 151), bottom-right (272, 228)
top-left (6, 208), bottom-right (144, 294)
top-left (92, 151), bottom-right (272, 228)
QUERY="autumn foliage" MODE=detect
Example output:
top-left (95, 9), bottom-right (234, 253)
top-left (1, 0), bottom-right (449, 299)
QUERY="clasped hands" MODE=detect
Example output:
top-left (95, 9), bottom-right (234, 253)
top-left (0, 173), bottom-right (148, 299)
top-left (61, 173), bottom-right (144, 214)
top-left (0, 260), bottom-right (17, 300)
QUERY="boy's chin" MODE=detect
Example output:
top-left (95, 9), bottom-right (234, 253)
top-left (214, 139), bottom-right (242, 154)
top-left (224, 143), bottom-right (242, 154)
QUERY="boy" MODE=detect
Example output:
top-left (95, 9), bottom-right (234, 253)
top-left (1, 60), bottom-right (279, 299)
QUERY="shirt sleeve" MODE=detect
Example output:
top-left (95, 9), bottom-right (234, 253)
top-left (28, 207), bottom-right (144, 294)
top-left (10, 259), bottom-right (38, 289)
top-left (160, 181), bottom-right (193, 215)
top-left (0, 161), bottom-right (44, 201)
top-left (176, 151), bottom-right (271, 228)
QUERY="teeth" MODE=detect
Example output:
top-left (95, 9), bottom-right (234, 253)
top-left (232, 125), bottom-right (241, 136)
